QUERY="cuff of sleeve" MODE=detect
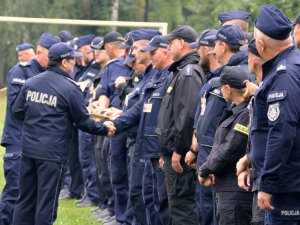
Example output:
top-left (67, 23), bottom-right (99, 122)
top-left (198, 165), bottom-right (210, 178)
top-left (259, 181), bottom-right (276, 194)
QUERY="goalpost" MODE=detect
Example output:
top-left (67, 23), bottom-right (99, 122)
top-left (0, 16), bottom-right (168, 92)
top-left (0, 16), bottom-right (168, 34)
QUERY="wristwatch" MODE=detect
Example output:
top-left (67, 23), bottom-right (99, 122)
top-left (189, 147), bottom-right (198, 156)
top-left (197, 168), bottom-right (209, 178)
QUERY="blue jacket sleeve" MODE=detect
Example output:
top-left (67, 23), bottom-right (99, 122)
top-left (259, 70), bottom-right (300, 193)
top-left (7, 65), bottom-right (27, 111)
top-left (68, 86), bottom-right (108, 135)
top-left (11, 82), bottom-right (27, 121)
top-left (113, 98), bottom-right (143, 134)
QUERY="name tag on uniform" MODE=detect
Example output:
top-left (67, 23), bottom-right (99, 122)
top-left (143, 103), bottom-right (152, 113)
top-left (125, 95), bottom-right (129, 107)
top-left (166, 86), bottom-right (173, 94)
top-left (200, 97), bottom-right (206, 116)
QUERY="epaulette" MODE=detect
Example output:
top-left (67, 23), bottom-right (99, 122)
top-left (19, 61), bottom-right (31, 67)
top-left (209, 86), bottom-right (224, 99)
top-left (106, 58), bottom-right (119, 66)
top-left (276, 59), bottom-right (287, 73)
top-left (184, 64), bottom-right (193, 77)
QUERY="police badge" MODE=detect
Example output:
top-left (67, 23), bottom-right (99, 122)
top-left (268, 102), bottom-right (280, 121)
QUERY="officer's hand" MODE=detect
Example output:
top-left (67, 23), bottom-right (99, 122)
top-left (198, 175), bottom-right (214, 187)
top-left (185, 151), bottom-right (197, 168)
top-left (258, 191), bottom-right (274, 211)
top-left (115, 76), bottom-right (127, 88)
top-left (237, 169), bottom-right (251, 191)
top-left (236, 154), bottom-right (250, 176)
top-left (159, 156), bottom-right (165, 169)
top-left (104, 121), bottom-right (116, 137)
top-left (172, 152), bottom-right (183, 174)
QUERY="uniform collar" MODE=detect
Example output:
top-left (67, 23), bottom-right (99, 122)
top-left (227, 51), bottom-right (248, 66)
top-left (168, 51), bottom-right (199, 72)
top-left (32, 58), bottom-right (46, 73)
top-left (230, 100), bottom-right (249, 115)
top-left (48, 66), bottom-right (70, 78)
top-left (262, 45), bottom-right (295, 81)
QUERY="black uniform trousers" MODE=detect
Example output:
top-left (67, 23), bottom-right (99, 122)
top-left (12, 156), bottom-right (64, 225)
top-left (162, 155), bottom-right (198, 225)
top-left (215, 191), bottom-right (253, 225)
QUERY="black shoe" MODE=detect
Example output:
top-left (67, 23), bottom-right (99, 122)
top-left (76, 199), bottom-right (98, 207)
top-left (59, 192), bottom-right (81, 200)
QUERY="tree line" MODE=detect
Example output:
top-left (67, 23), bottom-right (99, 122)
top-left (0, 0), bottom-right (299, 85)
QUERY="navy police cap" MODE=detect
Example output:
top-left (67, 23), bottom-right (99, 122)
top-left (209, 25), bottom-right (245, 46)
top-left (164, 25), bottom-right (197, 43)
top-left (58, 30), bottom-right (73, 42)
top-left (210, 66), bottom-right (249, 89)
top-left (218, 10), bottom-right (251, 25)
top-left (240, 39), bottom-right (261, 58)
top-left (141, 35), bottom-right (169, 52)
top-left (255, 5), bottom-right (292, 40)
top-left (103, 32), bottom-right (124, 44)
top-left (49, 42), bottom-right (82, 61)
top-left (74, 34), bottom-right (96, 50)
top-left (38, 33), bottom-right (60, 50)
top-left (293, 14), bottom-right (300, 26)
top-left (119, 32), bottom-right (133, 49)
top-left (130, 29), bottom-right (162, 42)
top-left (16, 43), bottom-right (34, 52)
top-left (90, 36), bottom-right (104, 50)
top-left (189, 29), bottom-right (218, 49)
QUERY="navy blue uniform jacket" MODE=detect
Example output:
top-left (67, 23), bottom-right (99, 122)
top-left (12, 67), bottom-right (108, 162)
top-left (250, 46), bottom-right (300, 194)
top-left (1, 59), bottom-right (45, 148)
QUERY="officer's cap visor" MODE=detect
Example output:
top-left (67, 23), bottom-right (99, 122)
top-left (70, 51), bottom-right (83, 58)
top-left (209, 77), bottom-right (222, 88)
top-left (118, 43), bottom-right (131, 49)
top-left (140, 45), bottom-right (158, 52)
top-left (189, 41), bottom-right (200, 49)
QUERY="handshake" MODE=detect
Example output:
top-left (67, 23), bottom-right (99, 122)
top-left (103, 121), bottom-right (116, 137)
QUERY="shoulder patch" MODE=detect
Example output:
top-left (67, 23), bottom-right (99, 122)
top-left (267, 102), bottom-right (280, 122)
top-left (233, 124), bottom-right (248, 135)
top-left (277, 60), bottom-right (287, 72)
top-left (267, 90), bottom-right (287, 103)
top-left (19, 62), bottom-right (31, 67)
top-left (11, 78), bottom-right (25, 85)
top-left (184, 64), bottom-right (193, 77)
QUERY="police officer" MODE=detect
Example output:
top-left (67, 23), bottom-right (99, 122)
top-left (198, 66), bottom-right (253, 225)
top-left (0, 33), bottom-right (60, 225)
top-left (112, 35), bottom-right (173, 225)
top-left (15, 43), bottom-right (35, 63)
top-left (76, 34), bottom-right (103, 207)
top-left (292, 14), bottom-right (300, 48)
top-left (156, 25), bottom-right (206, 225)
top-left (210, 25), bottom-right (252, 76)
top-left (11, 42), bottom-right (115, 225)
top-left (236, 39), bottom-right (266, 225)
top-left (184, 29), bottom-right (221, 225)
top-left (96, 31), bottom-right (132, 224)
top-left (252, 5), bottom-right (300, 225)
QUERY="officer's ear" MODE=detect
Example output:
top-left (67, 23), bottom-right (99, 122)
top-left (257, 39), bottom-right (266, 53)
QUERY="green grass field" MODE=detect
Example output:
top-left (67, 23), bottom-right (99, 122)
top-left (0, 97), bottom-right (101, 225)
